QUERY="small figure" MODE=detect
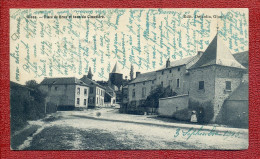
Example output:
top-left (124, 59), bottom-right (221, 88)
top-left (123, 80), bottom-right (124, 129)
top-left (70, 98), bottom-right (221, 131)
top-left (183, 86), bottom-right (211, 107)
top-left (190, 110), bottom-right (197, 123)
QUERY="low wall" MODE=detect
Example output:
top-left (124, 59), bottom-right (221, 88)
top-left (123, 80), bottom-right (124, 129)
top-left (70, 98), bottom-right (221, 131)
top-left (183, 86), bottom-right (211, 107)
top-left (158, 94), bottom-right (189, 117)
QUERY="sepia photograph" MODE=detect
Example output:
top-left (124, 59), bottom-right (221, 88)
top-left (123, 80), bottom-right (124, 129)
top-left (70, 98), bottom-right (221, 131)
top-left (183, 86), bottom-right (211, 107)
top-left (10, 8), bottom-right (248, 150)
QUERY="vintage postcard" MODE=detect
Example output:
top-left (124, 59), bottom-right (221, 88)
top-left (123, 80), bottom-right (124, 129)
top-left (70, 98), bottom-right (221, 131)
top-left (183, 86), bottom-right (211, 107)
top-left (10, 8), bottom-right (248, 150)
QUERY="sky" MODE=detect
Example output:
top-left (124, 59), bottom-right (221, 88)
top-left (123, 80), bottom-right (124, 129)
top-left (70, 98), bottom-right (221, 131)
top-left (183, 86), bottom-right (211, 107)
top-left (10, 8), bottom-right (248, 84)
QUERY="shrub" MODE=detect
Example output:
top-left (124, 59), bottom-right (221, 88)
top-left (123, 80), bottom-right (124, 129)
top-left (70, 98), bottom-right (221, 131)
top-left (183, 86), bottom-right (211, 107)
top-left (173, 108), bottom-right (192, 121)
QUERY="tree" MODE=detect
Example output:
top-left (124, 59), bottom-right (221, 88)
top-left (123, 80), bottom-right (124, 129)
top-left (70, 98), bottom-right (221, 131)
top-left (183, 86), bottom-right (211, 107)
top-left (25, 80), bottom-right (38, 89)
top-left (143, 85), bottom-right (177, 108)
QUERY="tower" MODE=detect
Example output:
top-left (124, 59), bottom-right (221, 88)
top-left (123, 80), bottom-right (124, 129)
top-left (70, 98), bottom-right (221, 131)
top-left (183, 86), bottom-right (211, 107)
top-left (87, 67), bottom-right (93, 80)
top-left (109, 62), bottom-right (123, 91)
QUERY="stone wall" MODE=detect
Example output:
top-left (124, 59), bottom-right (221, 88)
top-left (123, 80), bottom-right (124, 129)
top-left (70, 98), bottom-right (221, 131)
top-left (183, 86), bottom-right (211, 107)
top-left (158, 94), bottom-right (189, 117)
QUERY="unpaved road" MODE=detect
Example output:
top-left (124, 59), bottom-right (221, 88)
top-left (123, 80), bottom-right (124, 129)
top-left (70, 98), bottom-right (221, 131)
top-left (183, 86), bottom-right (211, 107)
top-left (12, 108), bottom-right (248, 150)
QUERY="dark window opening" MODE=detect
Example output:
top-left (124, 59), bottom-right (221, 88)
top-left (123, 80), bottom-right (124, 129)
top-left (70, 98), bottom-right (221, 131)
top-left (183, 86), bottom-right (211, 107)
top-left (178, 67), bottom-right (180, 71)
top-left (84, 89), bottom-right (87, 95)
top-left (77, 98), bottom-right (80, 105)
top-left (226, 81), bottom-right (231, 90)
top-left (132, 89), bottom-right (135, 98)
top-left (199, 81), bottom-right (204, 90)
top-left (177, 79), bottom-right (180, 88)
top-left (169, 70), bottom-right (172, 73)
top-left (84, 99), bottom-right (87, 105)
top-left (162, 71), bottom-right (164, 75)
top-left (90, 87), bottom-right (94, 94)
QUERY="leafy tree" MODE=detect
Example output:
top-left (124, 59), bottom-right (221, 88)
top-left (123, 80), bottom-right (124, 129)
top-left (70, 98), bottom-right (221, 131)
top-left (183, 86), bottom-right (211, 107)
top-left (143, 85), bottom-right (177, 108)
top-left (25, 80), bottom-right (38, 89)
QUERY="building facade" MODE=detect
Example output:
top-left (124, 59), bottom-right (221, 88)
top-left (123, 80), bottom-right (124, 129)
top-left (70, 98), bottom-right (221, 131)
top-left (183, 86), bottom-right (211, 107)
top-left (39, 77), bottom-right (89, 110)
top-left (126, 33), bottom-right (248, 123)
top-left (80, 75), bottom-right (105, 108)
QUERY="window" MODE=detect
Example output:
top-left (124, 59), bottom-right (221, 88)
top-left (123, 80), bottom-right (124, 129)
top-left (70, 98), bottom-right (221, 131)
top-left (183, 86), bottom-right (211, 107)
top-left (77, 98), bottom-right (80, 105)
top-left (55, 87), bottom-right (58, 91)
top-left (161, 81), bottom-right (163, 87)
top-left (178, 67), bottom-right (180, 71)
top-left (84, 99), bottom-right (87, 105)
top-left (84, 89), bottom-right (87, 95)
top-left (226, 81), bottom-right (231, 90)
top-left (142, 87), bottom-right (146, 98)
top-left (97, 97), bottom-right (99, 104)
top-left (199, 81), bottom-right (204, 90)
top-left (77, 88), bottom-right (80, 95)
top-left (152, 80), bottom-right (154, 84)
top-left (133, 83), bottom-right (135, 87)
top-left (90, 87), bottom-right (94, 94)
top-left (177, 79), bottom-right (180, 88)
top-left (132, 89), bottom-right (135, 98)
top-left (162, 71), bottom-right (164, 75)
top-left (143, 82), bottom-right (145, 85)
top-left (169, 69), bottom-right (172, 73)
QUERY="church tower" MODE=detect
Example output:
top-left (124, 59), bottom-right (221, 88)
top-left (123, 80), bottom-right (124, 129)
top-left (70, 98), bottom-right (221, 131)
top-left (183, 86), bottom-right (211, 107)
top-left (109, 62), bottom-right (123, 91)
top-left (87, 67), bottom-right (93, 80)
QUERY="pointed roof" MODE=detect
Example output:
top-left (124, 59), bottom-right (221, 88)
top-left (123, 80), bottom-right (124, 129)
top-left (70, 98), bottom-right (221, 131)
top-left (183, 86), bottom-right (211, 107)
top-left (111, 62), bottom-right (122, 74)
top-left (80, 76), bottom-right (105, 89)
top-left (190, 33), bottom-right (246, 69)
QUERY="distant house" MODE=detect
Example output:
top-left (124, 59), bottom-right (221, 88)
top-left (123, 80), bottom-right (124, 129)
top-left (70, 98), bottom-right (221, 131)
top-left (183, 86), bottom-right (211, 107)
top-left (104, 86), bottom-right (116, 107)
top-left (128, 72), bottom-right (156, 108)
top-left (39, 77), bottom-right (89, 110)
top-left (80, 75), bottom-right (105, 108)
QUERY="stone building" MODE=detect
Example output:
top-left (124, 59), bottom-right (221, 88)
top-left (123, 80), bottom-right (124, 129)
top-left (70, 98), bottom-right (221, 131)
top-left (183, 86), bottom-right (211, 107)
top-left (126, 33), bottom-right (248, 123)
top-left (39, 77), bottom-right (89, 110)
top-left (80, 75), bottom-right (105, 108)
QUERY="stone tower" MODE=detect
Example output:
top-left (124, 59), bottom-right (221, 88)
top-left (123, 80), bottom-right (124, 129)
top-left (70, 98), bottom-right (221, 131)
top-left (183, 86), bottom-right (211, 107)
top-left (109, 62), bottom-right (123, 91)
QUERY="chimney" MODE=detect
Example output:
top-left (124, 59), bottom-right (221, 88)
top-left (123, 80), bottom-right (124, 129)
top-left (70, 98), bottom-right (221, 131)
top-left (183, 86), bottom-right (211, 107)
top-left (136, 72), bottom-right (140, 78)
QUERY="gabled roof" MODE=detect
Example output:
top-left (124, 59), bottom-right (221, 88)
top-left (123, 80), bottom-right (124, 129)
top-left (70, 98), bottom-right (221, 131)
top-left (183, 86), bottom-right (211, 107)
top-left (111, 62), bottom-right (122, 74)
top-left (40, 77), bottom-right (88, 86)
top-left (157, 56), bottom-right (197, 71)
top-left (226, 82), bottom-right (248, 101)
top-left (80, 76), bottom-right (105, 89)
top-left (129, 71), bottom-right (156, 84)
top-left (190, 33), bottom-right (246, 69)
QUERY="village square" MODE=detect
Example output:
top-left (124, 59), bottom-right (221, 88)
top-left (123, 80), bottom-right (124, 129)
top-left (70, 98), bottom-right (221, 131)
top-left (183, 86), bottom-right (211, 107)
top-left (10, 32), bottom-right (249, 150)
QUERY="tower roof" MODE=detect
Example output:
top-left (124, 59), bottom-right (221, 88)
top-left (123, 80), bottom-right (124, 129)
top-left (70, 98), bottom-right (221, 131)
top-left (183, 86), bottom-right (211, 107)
top-left (111, 62), bottom-right (122, 74)
top-left (190, 33), bottom-right (246, 69)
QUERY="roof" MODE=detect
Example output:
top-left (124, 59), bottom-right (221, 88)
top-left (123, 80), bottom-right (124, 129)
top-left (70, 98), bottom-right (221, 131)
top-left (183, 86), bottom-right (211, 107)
top-left (226, 82), bottom-right (248, 101)
top-left (111, 62), bottom-right (122, 74)
top-left (129, 71), bottom-right (156, 84)
top-left (80, 76), bottom-right (105, 89)
top-left (233, 51), bottom-right (248, 68)
top-left (157, 56), bottom-right (196, 71)
top-left (190, 33), bottom-right (246, 69)
top-left (40, 77), bottom-right (88, 86)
